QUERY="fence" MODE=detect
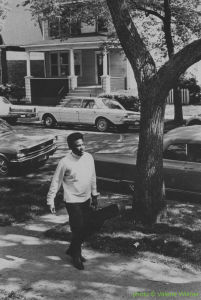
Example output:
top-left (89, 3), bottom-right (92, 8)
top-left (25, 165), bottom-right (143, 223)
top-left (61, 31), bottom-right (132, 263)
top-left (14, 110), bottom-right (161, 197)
top-left (166, 88), bottom-right (190, 105)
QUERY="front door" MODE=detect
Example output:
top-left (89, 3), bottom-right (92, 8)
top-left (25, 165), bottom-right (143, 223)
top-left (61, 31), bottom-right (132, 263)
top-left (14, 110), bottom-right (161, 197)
top-left (96, 53), bottom-right (103, 85)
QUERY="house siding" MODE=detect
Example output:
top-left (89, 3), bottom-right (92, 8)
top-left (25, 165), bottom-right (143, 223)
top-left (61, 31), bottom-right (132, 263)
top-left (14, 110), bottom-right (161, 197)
top-left (110, 51), bottom-right (126, 77)
top-left (110, 51), bottom-right (126, 91)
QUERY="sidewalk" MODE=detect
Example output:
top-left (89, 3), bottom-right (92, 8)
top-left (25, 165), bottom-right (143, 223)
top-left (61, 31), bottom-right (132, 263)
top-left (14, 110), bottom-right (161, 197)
top-left (1, 209), bottom-right (201, 300)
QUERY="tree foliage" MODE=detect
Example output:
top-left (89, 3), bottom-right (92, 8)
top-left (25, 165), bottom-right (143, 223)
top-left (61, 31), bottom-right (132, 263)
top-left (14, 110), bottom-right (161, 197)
top-left (0, 0), bottom-right (10, 31)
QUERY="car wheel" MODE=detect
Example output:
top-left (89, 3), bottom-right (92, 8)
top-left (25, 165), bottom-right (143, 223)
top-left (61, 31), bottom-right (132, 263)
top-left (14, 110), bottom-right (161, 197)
top-left (0, 156), bottom-right (9, 176)
top-left (43, 115), bottom-right (56, 128)
top-left (96, 118), bottom-right (109, 132)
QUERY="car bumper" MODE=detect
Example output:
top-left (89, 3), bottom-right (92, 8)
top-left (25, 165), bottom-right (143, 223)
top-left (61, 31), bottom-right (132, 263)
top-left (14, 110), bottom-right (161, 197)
top-left (11, 112), bottom-right (36, 118)
top-left (10, 144), bottom-right (57, 166)
top-left (122, 119), bottom-right (140, 126)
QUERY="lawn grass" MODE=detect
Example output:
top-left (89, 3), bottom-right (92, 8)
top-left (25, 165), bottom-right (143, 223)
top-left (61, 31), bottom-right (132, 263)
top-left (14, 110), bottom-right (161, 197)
top-left (45, 195), bottom-right (201, 271)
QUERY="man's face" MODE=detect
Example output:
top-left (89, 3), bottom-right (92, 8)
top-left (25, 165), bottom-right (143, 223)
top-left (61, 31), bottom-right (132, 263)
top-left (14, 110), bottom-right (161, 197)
top-left (71, 138), bottom-right (85, 156)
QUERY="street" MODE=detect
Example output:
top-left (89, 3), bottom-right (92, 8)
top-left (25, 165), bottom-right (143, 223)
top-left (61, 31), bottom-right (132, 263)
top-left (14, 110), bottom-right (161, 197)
top-left (13, 123), bottom-right (139, 156)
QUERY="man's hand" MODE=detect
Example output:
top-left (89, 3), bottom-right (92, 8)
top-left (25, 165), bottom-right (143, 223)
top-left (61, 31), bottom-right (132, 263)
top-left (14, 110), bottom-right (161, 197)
top-left (48, 204), bottom-right (56, 214)
top-left (91, 195), bottom-right (98, 210)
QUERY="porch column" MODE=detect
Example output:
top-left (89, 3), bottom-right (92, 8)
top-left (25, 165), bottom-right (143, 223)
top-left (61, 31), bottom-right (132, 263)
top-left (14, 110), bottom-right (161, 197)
top-left (101, 48), bottom-right (111, 93)
top-left (25, 51), bottom-right (32, 103)
top-left (68, 48), bottom-right (77, 90)
top-left (0, 48), bottom-right (8, 84)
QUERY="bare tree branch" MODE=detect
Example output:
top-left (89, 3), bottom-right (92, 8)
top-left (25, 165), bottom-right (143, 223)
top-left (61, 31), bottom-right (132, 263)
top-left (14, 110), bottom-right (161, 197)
top-left (133, 1), bottom-right (165, 21)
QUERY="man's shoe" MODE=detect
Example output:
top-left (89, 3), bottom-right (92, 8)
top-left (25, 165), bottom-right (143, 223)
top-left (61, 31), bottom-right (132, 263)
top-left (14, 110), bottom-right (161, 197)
top-left (66, 248), bottom-right (87, 262)
top-left (72, 256), bottom-right (84, 270)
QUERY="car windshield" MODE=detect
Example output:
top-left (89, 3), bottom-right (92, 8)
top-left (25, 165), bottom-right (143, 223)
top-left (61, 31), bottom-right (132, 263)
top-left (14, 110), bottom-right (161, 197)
top-left (0, 119), bottom-right (13, 134)
top-left (101, 98), bottom-right (124, 110)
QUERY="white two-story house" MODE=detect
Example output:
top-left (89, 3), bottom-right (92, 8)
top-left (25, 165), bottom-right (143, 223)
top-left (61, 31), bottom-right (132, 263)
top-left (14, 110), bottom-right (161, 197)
top-left (22, 14), bottom-right (137, 105)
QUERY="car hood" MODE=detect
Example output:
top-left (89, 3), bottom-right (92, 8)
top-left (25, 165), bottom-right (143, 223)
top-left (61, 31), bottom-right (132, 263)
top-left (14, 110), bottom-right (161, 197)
top-left (0, 132), bottom-right (54, 151)
top-left (94, 152), bottom-right (136, 165)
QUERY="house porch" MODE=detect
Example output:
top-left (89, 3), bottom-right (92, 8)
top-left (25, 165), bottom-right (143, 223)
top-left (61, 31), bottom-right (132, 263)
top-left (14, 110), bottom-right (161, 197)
top-left (23, 37), bottom-right (136, 105)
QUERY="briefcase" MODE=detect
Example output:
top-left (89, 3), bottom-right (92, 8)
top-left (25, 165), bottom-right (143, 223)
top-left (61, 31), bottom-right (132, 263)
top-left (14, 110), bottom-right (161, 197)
top-left (87, 204), bottom-right (119, 233)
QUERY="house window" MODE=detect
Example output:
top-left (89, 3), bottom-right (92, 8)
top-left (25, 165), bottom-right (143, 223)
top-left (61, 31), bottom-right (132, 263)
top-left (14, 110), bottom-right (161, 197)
top-left (49, 17), bottom-right (69, 38)
top-left (74, 51), bottom-right (82, 76)
top-left (50, 52), bottom-right (69, 77)
top-left (96, 17), bottom-right (107, 33)
top-left (49, 17), bottom-right (81, 38)
top-left (70, 20), bottom-right (81, 36)
top-left (50, 53), bottom-right (59, 76)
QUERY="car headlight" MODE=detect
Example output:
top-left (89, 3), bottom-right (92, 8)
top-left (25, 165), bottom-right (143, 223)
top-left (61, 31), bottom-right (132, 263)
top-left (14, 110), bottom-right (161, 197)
top-left (16, 152), bottom-right (26, 158)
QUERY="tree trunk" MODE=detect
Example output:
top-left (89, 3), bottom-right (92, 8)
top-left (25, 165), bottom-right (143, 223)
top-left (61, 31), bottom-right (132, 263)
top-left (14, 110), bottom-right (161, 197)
top-left (106, 0), bottom-right (201, 225)
top-left (173, 87), bottom-right (184, 125)
top-left (133, 90), bottom-right (166, 225)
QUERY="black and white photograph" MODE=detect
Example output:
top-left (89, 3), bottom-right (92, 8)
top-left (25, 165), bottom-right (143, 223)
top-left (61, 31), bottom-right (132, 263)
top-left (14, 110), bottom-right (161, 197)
top-left (1, 0), bottom-right (201, 299)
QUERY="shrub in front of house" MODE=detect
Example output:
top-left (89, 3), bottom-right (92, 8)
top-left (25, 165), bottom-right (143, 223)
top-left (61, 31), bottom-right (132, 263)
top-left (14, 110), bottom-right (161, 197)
top-left (0, 84), bottom-right (25, 102)
top-left (99, 92), bottom-right (140, 112)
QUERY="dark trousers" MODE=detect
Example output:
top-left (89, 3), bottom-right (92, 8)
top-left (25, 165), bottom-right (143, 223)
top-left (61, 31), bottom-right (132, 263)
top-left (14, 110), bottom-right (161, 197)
top-left (65, 199), bottom-right (119, 257)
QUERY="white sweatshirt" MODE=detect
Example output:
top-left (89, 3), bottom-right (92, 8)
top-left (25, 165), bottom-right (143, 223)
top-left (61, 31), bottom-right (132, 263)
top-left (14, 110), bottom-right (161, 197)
top-left (47, 151), bottom-right (98, 206)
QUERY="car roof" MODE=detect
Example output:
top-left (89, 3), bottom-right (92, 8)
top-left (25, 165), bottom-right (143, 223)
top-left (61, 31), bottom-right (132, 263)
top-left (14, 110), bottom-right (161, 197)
top-left (67, 96), bottom-right (101, 100)
top-left (164, 125), bottom-right (201, 149)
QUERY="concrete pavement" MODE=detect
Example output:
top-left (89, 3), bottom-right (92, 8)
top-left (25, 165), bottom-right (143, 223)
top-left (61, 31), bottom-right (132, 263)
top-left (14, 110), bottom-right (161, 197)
top-left (1, 209), bottom-right (201, 300)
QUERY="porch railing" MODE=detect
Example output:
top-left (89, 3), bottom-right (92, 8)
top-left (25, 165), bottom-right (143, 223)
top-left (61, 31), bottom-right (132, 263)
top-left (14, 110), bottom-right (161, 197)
top-left (166, 89), bottom-right (190, 105)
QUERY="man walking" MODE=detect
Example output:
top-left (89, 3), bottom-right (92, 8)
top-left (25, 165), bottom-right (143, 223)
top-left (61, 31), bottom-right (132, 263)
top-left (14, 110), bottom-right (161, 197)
top-left (47, 132), bottom-right (101, 270)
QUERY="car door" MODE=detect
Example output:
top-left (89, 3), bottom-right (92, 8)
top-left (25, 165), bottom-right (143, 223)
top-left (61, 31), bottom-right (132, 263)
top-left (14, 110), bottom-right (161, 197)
top-left (0, 97), bottom-right (10, 115)
top-left (78, 99), bottom-right (97, 124)
top-left (163, 143), bottom-right (191, 194)
top-left (59, 98), bottom-right (82, 123)
top-left (182, 143), bottom-right (201, 195)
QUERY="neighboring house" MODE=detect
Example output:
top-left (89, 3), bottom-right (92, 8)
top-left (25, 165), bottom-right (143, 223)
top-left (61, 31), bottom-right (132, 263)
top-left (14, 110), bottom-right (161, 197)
top-left (0, 0), bottom-right (44, 88)
top-left (22, 12), bottom-right (138, 105)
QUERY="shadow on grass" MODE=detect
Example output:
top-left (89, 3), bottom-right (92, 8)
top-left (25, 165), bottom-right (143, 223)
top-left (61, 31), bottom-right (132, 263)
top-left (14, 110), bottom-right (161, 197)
top-left (44, 200), bottom-right (201, 269)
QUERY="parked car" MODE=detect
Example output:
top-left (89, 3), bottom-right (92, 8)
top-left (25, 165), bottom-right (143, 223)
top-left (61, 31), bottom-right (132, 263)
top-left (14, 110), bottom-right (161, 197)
top-left (0, 96), bottom-right (36, 124)
top-left (94, 125), bottom-right (201, 198)
top-left (37, 97), bottom-right (140, 132)
top-left (0, 118), bottom-right (57, 176)
top-left (186, 114), bottom-right (201, 126)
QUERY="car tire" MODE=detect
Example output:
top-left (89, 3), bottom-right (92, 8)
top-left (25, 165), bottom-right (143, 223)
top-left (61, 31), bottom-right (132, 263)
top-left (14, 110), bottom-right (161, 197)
top-left (0, 156), bottom-right (9, 176)
top-left (96, 118), bottom-right (109, 132)
top-left (43, 115), bottom-right (56, 128)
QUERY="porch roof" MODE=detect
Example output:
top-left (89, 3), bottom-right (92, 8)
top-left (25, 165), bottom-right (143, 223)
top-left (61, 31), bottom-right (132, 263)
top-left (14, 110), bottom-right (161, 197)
top-left (21, 35), bottom-right (108, 52)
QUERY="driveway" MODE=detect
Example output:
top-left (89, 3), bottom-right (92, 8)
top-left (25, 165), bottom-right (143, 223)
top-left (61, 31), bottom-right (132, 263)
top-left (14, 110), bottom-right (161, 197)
top-left (1, 210), bottom-right (201, 300)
